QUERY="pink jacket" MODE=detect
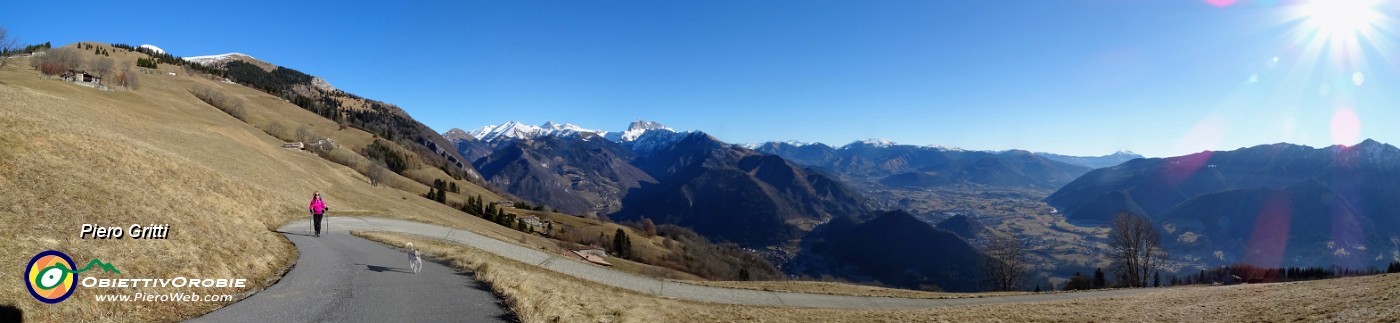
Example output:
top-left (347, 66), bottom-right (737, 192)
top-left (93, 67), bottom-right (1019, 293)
top-left (309, 197), bottom-right (326, 214)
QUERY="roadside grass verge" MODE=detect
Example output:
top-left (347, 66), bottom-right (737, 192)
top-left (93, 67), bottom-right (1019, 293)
top-left (676, 280), bottom-right (1028, 300)
top-left (355, 230), bottom-right (1400, 323)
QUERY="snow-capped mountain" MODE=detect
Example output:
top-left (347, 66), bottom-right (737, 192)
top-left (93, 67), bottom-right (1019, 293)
top-left (924, 144), bottom-right (965, 151)
top-left (466, 121), bottom-right (608, 143)
top-left (622, 126), bottom-right (688, 155)
top-left (460, 120), bottom-right (688, 155)
top-left (847, 138), bottom-right (896, 148)
top-left (137, 44), bottom-right (165, 54)
top-left (185, 53), bottom-right (257, 66)
top-left (609, 120), bottom-right (687, 154)
top-left (605, 120), bottom-right (674, 142)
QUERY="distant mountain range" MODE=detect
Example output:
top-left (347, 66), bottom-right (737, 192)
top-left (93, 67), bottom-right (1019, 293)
top-left (1046, 139), bottom-right (1400, 268)
top-left (447, 120), bottom-right (871, 246)
top-left (612, 132), bottom-right (872, 245)
top-left (443, 120), bottom-right (1198, 290)
top-left (471, 135), bottom-right (653, 215)
top-left (754, 140), bottom-right (1098, 190)
top-left (1035, 151), bottom-right (1143, 169)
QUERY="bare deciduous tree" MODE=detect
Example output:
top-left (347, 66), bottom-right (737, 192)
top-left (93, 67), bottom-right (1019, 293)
top-left (28, 51), bottom-right (44, 70)
top-left (192, 85), bottom-right (243, 119)
top-left (47, 47), bottom-right (82, 71)
top-left (642, 217), bottom-right (657, 237)
top-left (367, 162), bottom-right (389, 187)
top-left (1108, 212), bottom-right (1166, 288)
top-left (266, 122), bottom-right (288, 140)
top-left (92, 57), bottom-right (114, 78)
top-left (983, 234), bottom-right (1029, 291)
top-left (0, 27), bottom-right (15, 67)
top-left (113, 68), bottom-right (139, 90)
top-left (296, 126), bottom-right (313, 143)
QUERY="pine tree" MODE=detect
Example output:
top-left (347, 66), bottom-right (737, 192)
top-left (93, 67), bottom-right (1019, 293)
top-left (611, 228), bottom-right (632, 259)
top-left (1065, 272), bottom-right (1092, 291)
top-left (1093, 268), bottom-right (1106, 289)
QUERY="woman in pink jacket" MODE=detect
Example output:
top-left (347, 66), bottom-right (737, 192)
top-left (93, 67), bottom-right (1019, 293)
top-left (309, 192), bottom-right (328, 237)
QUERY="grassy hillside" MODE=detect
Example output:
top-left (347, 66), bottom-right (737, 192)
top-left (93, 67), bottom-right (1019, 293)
top-left (0, 43), bottom-right (791, 321)
top-left (0, 45), bottom-right (558, 321)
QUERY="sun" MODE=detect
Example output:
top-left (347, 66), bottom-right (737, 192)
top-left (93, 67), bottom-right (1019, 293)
top-left (1300, 0), bottom-right (1382, 38)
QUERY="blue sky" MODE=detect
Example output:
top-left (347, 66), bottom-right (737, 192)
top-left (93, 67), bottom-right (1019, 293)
top-left (5, 0), bottom-right (1398, 157)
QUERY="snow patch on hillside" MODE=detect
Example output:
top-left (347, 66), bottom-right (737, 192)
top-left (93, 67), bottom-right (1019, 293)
top-left (185, 53), bottom-right (256, 66)
top-left (138, 44), bottom-right (166, 54)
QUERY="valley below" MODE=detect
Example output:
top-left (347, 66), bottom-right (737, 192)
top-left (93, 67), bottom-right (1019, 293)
top-left (857, 184), bottom-right (1114, 288)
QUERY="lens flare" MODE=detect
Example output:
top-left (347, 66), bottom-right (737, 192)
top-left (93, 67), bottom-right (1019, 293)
top-left (1205, 0), bottom-right (1238, 8)
top-left (1300, 0), bottom-right (1382, 39)
top-left (1245, 193), bottom-right (1291, 267)
top-left (1329, 107), bottom-right (1361, 145)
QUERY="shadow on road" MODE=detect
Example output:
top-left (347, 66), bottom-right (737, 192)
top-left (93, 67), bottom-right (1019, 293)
top-left (455, 272), bottom-right (496, 293)
top-left (273, 230), bottom-right (316, 238)
top-left (451, 270), bottom-right (518, 322)
top-left (356, 263), bottom-right (414, 274)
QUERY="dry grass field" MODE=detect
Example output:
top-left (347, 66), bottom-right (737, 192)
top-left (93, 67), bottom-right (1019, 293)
top-left (0, 44), bottom-right (795, 321)
top-left (360, 231), bottom-right (1400, 323)
top-left (679, 280), bottom-right (1028, 300)
top-left (0, 47), bottom-right (578, 322)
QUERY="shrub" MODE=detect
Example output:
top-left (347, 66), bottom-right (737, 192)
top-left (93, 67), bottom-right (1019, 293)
top-left (265, 122), bottom-right (288, 140)
top-left (191, 86), bottom-right (245, 120)
top-left (367, 163), bottom-right (390, 187)
top-left (327, 148), bottom-right (361, 170)
top-left (113, 69), bottom-right (139, 90)
top-left (38, 47), bottom-right (82, 72)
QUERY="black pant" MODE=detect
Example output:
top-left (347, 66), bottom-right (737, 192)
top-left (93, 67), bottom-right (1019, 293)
top-left (313, 213), bottom-right (324, 235)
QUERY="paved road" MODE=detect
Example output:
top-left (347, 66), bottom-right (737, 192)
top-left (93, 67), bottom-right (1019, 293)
top-left (191, 226), bottom-right (512, 322)
top-left (301, 217), bottom-right (1165, 310)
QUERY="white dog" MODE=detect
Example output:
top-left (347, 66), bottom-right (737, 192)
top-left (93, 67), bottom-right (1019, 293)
top-left (406, 242), bottom-right (422, 274)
